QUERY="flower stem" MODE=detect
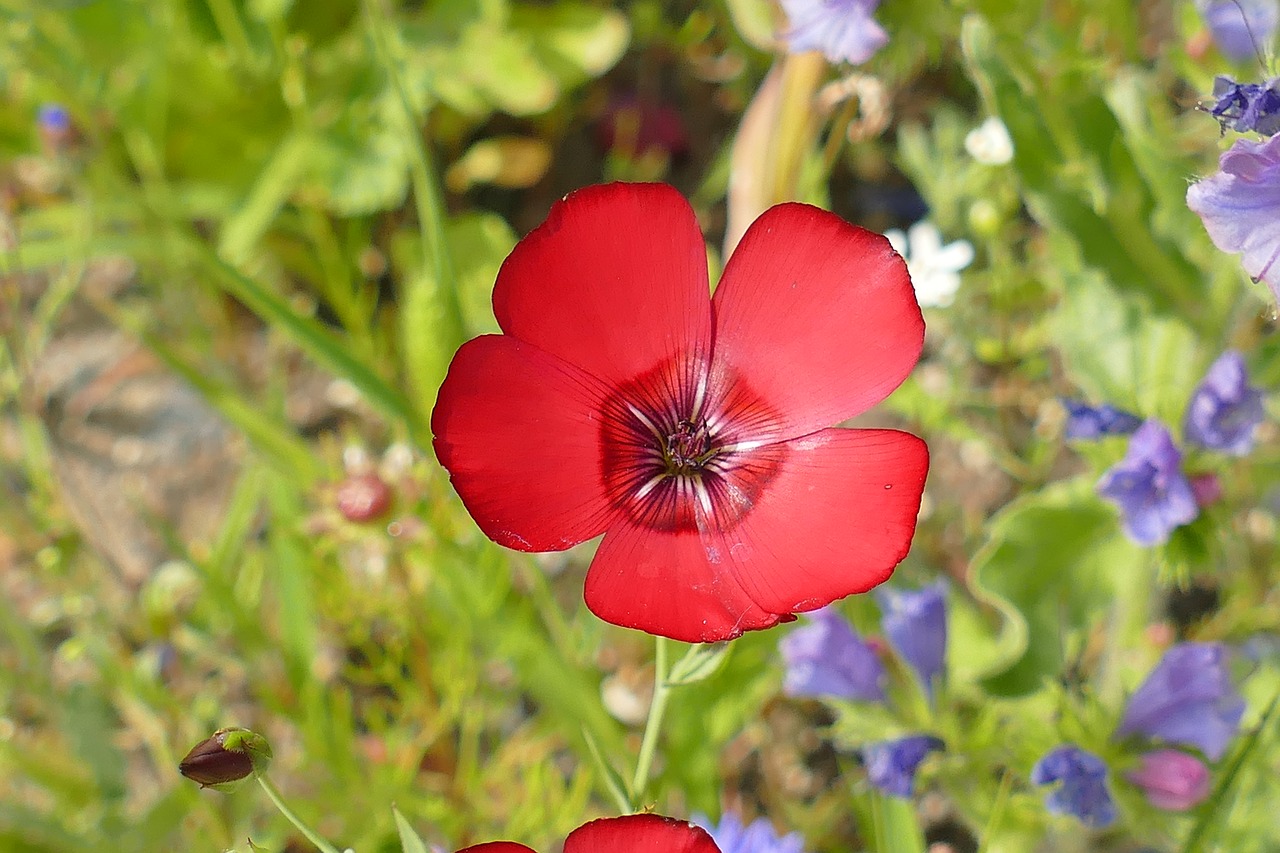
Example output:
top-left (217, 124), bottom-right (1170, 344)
top-left (256, 775), bottom-right (342, 853)
top-left (630, 635), bottom-right (672, 807)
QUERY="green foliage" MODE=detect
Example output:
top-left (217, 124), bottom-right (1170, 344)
top-left (1, 0), bottom-right (1278, 850)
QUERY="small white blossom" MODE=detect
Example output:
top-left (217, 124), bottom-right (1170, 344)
top-left (964, 116), bottom-right (1014, 165)
top-left (885, 221), bottom-right (974, 309)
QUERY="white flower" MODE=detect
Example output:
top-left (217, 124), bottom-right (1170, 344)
top-left (885, 221), bottom-right (974, 308)
top-left (964, 116), bottom-right (1014, 165)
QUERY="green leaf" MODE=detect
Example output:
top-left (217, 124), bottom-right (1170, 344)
top-left (968, 478), bottom-right (1141, 696)
top-left (869, 790), bottom-right (926, 853)
top-left (511, 3), bottom-right (629, 83)
top-left (581, 727), bottom-right (632, 814)
top-left (195, 243), bottom-right (422, 435)
top-left (218, 132), bottom-right (316, 265)
top-left (393, 806), bottom-right (431, 853)
top-left (666, 642), bottom-right (733, 686)
top-left (1052, 266), bottom-right (1201, 417)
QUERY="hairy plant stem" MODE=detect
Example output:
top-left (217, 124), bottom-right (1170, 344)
top-left (257, 775), bottom-right (342, 853)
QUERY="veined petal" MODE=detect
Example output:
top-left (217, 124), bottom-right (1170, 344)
top-left (585, 521), bottom-right (784, 643)
top-left (720, 428), bottom-right (928, 614)
top-left (431, 335), bottom-right (616, 551)
top-left (493, 182), bottom-right (713, 388)
top-left (711, 203), bottom-right (924, 441)
top-left (585, 428), bottom-right (927, 641)
top-left (565, 815), bottom-right (722, 853)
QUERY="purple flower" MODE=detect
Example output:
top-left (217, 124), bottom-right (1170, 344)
top-left (1126, 749), bottom-right (1212, 812)
top-left (1062, 400), bottom-right (1143, 440)
top-left (1184, 351), bottom-right (1265, 455)
top-left (779, 608), bottom-right (886, 703)
top-left (1187, 133), bottom-right (1280, 302)
top-left (1116, 642), bottom-right (1245, 761)
top-left (876, 582), bottom-right (947, 697)
top-left (779, 0), bottom-right (888, 65)
top-left (1197, 0), bottom-right (1279, 63)
top-left (863, 735), bottom-right (944, 798)
top-left (1030, 745), bottom-right (1117, 828)
top-left (1096, 421), bottom-right (1199, 546)
top-left (37, 104), bottom-right (70, 134)
top-left (694, 812), bottom-right (807, 853)
top-left (1207, 76), bottom-right (1280, 136)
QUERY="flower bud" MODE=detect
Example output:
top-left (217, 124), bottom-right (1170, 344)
top-left (179, 727), bottom-right (272, 791)
top-left (336, 473), bottom-right (392, 523)
top-left (1126, 749), bottom-right (1211, 811)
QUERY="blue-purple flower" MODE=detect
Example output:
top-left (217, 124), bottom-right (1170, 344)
top-left (863, 735), bottom-right (944, 798)
top-left (695, 811), bottom-right (807, 853)
top-left (1126, 749), bottom-right (1212, 812)
top-left (779, 608), bottom-right (886, 702)
top-left (1184, 351), bottom-right (1265, 455)
top-left (1096, 421), bottom-right (1199, 546)
top-left (779, 0), bottom-right (888, 65)
top-left (876, 582), bottom-right (947, 697)
top-left (1207, 76), bottom-right (1280, 136)
top-left (1187, 133), bottom-right (1280, 301)
top-left (1197, 0), bottom-right (1279, 63)
top-left (1062, 400), bottom-right (1143, 440)
top-left (1116, 642), bottom-right (1245, 761)
top-left (1030, 745), bottom-right (1117, 828)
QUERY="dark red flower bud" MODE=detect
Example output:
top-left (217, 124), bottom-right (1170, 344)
top-left (179, 727), bottom-right (272, 791)
top-left (336, 473), bottom-right (392, 523)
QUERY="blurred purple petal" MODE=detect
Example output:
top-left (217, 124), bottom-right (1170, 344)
top-left (1062, 400), bottom-right (1143, 440)
top-left (1197, 0), bottom-right (1279, 63)
top-left (1187, 134), bottom-right (1280, 301)
top-left (1126, 749), bottom-right (1211, 811)
top-left (779, 608), bottom-right (886, 702)
top-left (779, 0), bottom-right (888, 65)
top-left (863, 735), bottom-right (944, 798)
top-left (1116, 642), bottom-right (1245, 761)
top-left (694, 811), bottom-right (807, 853)
top-left (1096, 421), bottom-right (1198, 546)
top-left (1030, 745), bottom-right (1117, 827)
top-left (876, 582), bottom-right (947, 696)
top-left (1184, 351), bottom-right (1265, 456)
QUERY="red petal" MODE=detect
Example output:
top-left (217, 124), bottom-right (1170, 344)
top-left (725, 428), bottom-right (928, 613)
top-left (493, 183), bottom-right (713, 388)
top-left (565, 815), bottom-right (722, 853)
top-left (585, 429), bottom-right (927, 641)
top-left (586, 521), bottom-right (783, 643)
top-left (431, 335), bottom-right (617, 551)
top-left (711, 203), bottom-right (924, 441)
top-left (456, 845), bottom-right (537, 853)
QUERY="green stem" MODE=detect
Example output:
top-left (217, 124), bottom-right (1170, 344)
top-left (630, 636), bottom-right (672, 807)
top-left (256, 775), bottom-right (342, 853)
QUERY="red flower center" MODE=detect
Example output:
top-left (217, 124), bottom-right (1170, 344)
top-left (599, 358), bottom-right (785, 535)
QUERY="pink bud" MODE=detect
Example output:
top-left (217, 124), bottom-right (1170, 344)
top-left (1126, 749), bottom-right (1211, 811)
top-left (336, 473), bottom-right (392, 523)
top-left (1189, 473), bottom-right (1223, 508)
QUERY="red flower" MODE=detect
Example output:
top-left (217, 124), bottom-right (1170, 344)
top-left (432, 183), bottom-right (928, 642)
top-left (457, 814), bottom-right (720, 853)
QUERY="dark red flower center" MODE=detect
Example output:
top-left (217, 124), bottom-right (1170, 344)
top-left (599, 359), bottom-right (785, 534)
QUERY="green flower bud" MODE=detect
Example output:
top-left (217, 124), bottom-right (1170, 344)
top-left (179, 727), bottom-right (273, 792)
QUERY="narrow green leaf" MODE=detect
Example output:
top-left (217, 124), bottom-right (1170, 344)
top-left (1181, 690), bottom-right (1280, 853)
top-left (666, 642), bottom-right (733, 687)
top-left (393, 806), bottom-right (431, 853)
top-left (582, 727), bottom-right (633, 815)
top-left (218, 132), bottom-right (315, 266)
top-left (194, 242), bottom-right (422, 435)
top-left (870, 790), bottom-right (926, 853)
